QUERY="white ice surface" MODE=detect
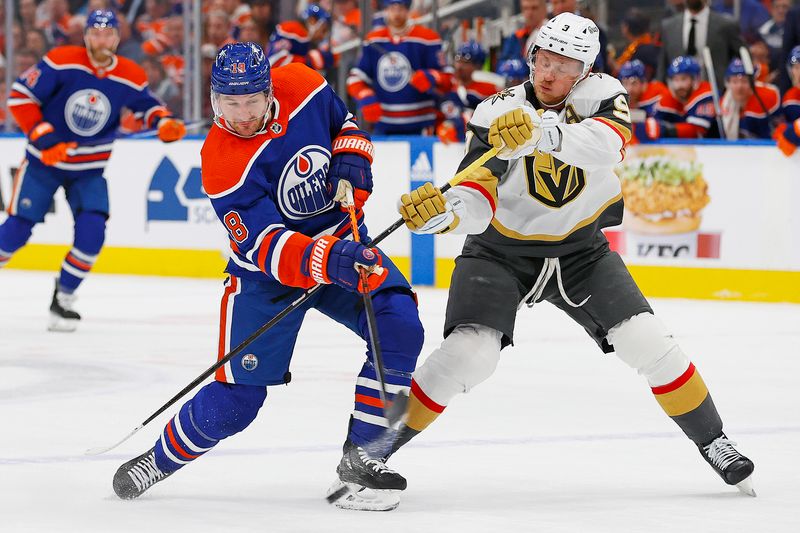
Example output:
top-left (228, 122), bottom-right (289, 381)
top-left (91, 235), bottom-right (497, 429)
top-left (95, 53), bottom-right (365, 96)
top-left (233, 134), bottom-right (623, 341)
top-left (1, 270), bottom-right (799, 533)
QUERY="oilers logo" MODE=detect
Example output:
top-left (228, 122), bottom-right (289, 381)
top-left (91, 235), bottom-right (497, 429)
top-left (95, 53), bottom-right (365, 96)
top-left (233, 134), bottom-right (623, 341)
top-left (241, 354), bottom-right (259, 371)
top-left (64, 89), bottom-right (112, 136)
top-left (377, 52), bottom-right (412, 93)
top-left (278, 146), bottom-right (334, 220)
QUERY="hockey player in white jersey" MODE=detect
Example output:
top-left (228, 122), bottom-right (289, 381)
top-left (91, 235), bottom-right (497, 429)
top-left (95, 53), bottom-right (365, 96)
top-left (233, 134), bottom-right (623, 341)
top-left (379, 12), bottom-right (755, 507)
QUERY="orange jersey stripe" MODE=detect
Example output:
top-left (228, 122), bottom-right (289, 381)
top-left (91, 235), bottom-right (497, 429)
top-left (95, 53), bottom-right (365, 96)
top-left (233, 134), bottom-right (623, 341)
top-left (215, 276), bottom-right (239, 382)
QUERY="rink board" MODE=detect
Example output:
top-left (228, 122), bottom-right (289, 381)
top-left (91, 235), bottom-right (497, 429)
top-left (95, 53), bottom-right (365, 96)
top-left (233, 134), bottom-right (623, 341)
top-left (1, 135), bottom-right (798, 302)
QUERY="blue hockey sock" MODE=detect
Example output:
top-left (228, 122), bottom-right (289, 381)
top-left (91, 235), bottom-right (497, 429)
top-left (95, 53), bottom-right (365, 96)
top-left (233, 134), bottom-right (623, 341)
top-left (154, 382), bottom-right (267, 473)
top-left (349, 289), bottom-right (423, 447)
top-left (59, 211), bottom-right (105, 293)
top-left (0, 215), bottom-right (34, 268)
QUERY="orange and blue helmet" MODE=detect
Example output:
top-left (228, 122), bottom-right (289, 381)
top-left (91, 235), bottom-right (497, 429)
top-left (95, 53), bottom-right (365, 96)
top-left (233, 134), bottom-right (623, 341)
top-left (725, 58), bottom-right (747, 79)
top-left (211, 42), bottom-right (271, 96)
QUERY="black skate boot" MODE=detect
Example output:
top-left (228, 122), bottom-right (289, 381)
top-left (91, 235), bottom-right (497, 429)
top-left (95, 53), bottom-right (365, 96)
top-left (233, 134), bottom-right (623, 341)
top-left (698, 433), bottom-right (756, 496)
top-left (113, 447), bottom-right (174, 499)
top-left (48, 280), bottom-right (80, 332)
top-left (326, 440), bottom-right (406, 511)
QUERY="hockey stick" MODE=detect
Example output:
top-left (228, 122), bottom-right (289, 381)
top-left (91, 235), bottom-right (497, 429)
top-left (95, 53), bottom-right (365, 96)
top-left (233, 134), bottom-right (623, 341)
top-left (739, 46), bottom-right (770, 116)
top-left (124, 120), bottom-right (209, 139)
top-left (343, 187), bottom-right (394, 423)
top-left (702, 47), bottom-right (727, 139)
top-left (86, 145), bottom-right (498, 456)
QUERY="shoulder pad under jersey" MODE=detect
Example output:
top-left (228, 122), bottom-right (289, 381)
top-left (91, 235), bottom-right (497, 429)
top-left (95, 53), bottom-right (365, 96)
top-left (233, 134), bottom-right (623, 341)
top-left (568, 73), bottom-right (627, 117)
top-left (470, 83), bottom-right (530, 128)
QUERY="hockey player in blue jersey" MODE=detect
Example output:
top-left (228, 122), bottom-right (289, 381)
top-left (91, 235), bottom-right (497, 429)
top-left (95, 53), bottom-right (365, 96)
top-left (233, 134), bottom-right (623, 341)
top-left (347, 0), bottom-right (450, 134)
top-left (112, 42), bottom-right (423, 512)
top-left (2, 10), bottom-right (186, 332)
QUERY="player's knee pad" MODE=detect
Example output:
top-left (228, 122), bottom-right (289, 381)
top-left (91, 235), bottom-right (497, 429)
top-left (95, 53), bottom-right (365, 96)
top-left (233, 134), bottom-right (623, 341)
top-left (607, 312), bottom-right (690, 386)
top-left (414, 324), bottom-right (502, 405)
top-left (371, 289), bottom-right (424, 372)
top-left (0, 215), bottom-right (34, 252)
top-left (191, 382), bottom-right (267, 439)
top-left (73, 211), bottom-right (107, 255)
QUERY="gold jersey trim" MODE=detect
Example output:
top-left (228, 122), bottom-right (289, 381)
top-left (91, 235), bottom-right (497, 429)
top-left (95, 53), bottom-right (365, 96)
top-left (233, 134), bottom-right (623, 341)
top-left (490, 193), bottom-right (623, 242)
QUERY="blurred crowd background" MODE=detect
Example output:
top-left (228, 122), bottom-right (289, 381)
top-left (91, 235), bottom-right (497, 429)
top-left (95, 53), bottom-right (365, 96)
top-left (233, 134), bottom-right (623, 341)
top-left (1, 0), bottom-right (799, 147)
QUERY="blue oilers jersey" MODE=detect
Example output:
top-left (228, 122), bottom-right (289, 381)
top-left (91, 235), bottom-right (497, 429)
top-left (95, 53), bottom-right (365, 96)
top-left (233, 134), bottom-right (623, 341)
top-left (8, 46), bottom-right (169, 172)
top-left (347, 25), bottom-right (445, 133)
top-left (721, 83), bottom-right (781, 139)
top-left (201, 63), bottom-right (366, 287)
top-left (783, 87), bottom-right (800, 122)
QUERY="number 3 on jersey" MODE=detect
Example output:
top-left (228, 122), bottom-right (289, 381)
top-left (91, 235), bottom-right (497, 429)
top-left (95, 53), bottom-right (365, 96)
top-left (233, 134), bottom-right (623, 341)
top-left (224, 211), bottom-right (249, 242)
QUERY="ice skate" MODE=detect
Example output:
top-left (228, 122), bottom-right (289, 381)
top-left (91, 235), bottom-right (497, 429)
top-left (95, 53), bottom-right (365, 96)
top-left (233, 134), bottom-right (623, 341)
top-left (48, 280), bottom-right (80, 332)
top-left (113, 447), bottom-right (173, 499)
top-left (326, 440), bottom-right (406, 511)
top-left (698, 433), bottom-right (756, 496)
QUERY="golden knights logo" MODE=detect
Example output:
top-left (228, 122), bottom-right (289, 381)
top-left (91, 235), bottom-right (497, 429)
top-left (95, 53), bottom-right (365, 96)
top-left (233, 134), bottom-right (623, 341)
top-left (522, 104), bottom-right (585, 208)
top-left (524, 152), bottom-right (586, 208)
top-left (489, 88), bottom-right (514, 104)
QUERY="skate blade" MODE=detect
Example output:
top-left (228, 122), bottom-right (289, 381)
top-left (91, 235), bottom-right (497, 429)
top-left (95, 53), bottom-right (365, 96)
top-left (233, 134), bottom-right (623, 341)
top-left (48, 313), bottom-right (78, 332)
top-left (326, 480), bottom-right (400, 511)
top-left (736, 475), bottom-right (756, 497)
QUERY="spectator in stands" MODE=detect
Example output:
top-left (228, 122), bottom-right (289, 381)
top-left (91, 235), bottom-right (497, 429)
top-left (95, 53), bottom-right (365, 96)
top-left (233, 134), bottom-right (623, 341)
top-left (14, 48), bottom-right (38, 77)
top-left (267, 4), bottom-right (337, 71)
top-left (780, 4), bottom-right (800, 92)
top-left (610, 8), bottom-right (661, 80)
top-left (138, 0), bottom-right (174, 56)
top-left (331, 0), bottom-right (361, 47)
top-left (115, 11), bottom-right (145, 62)
top-left (65, 15), bottom-right (86, 46)
top-left (552, 0), bottom-right (608, 72)
top-left (146, 16), bottom-right (186, 89)
top-left (238, 17), bottom-right (267, 48)
top-left (748, 36), bottom-right (774, 83)
top-left (43, 0), bottom-right (73, 46)
top-left (205, 10), bottom-right (235, 50)
top-left (720, 58), bottom-right (781, 139)
top-left (759, 0), bottom-right (791, 59)
top-left (775, 45), bottom-right (800, 155)
top-left (25, 29), bottom-right (50, 60)
top-left (142, 56), bottom-right (181, 113)
top-left (647, 55), bottom-right (717, 139)
top-left (711, 0), bottom-right (770, 41)
top-left (658, 0), bottom-right (744, 90)
top-left (249, 0), bottom-right (276, 41)
top-left (19, 0), bottom-right (39, 34)
top-left (499, 0), bottom-right (547, 63)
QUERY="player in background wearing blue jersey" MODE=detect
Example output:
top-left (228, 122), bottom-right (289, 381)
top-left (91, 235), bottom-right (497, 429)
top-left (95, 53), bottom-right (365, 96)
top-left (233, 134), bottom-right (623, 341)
top-left (347, 0), bottom-right (449, 134)
top-left (2, 10), bottom-right (186, 332)
top-left (112, 43), bottom-right (423, 512)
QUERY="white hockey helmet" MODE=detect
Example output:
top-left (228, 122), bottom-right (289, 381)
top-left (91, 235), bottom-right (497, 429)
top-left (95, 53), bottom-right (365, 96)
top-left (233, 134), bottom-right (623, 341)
top-left (528, 12), bottom-right (601, 79)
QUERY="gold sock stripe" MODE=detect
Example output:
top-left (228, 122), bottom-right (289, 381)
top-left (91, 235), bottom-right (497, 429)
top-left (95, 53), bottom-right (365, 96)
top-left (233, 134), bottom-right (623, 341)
top-left (653, 369), bottom-right (710, 417)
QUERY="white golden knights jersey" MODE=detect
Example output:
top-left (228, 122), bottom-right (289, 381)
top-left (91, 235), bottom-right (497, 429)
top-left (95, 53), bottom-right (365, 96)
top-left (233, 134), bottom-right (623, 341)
top-left (447, 74), bottom-right (632, 257)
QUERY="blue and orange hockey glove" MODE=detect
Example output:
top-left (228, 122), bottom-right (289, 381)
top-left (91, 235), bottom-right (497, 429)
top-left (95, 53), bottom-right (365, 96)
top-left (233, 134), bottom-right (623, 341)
top-left (301, 235), bottom-right (388, 293)
top-left (774, 121), bottom-right (800, 157)
top-left (29, 122), bottom-right (77, 166)
top-left (329, 133), bottom-right (374, 210)
top-left (157, 117), bottom-right (186, 143)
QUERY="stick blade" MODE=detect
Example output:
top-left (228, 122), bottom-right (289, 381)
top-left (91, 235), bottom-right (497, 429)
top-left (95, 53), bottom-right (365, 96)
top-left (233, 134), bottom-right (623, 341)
top-left (84, 426), bottom-right (141, 456)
